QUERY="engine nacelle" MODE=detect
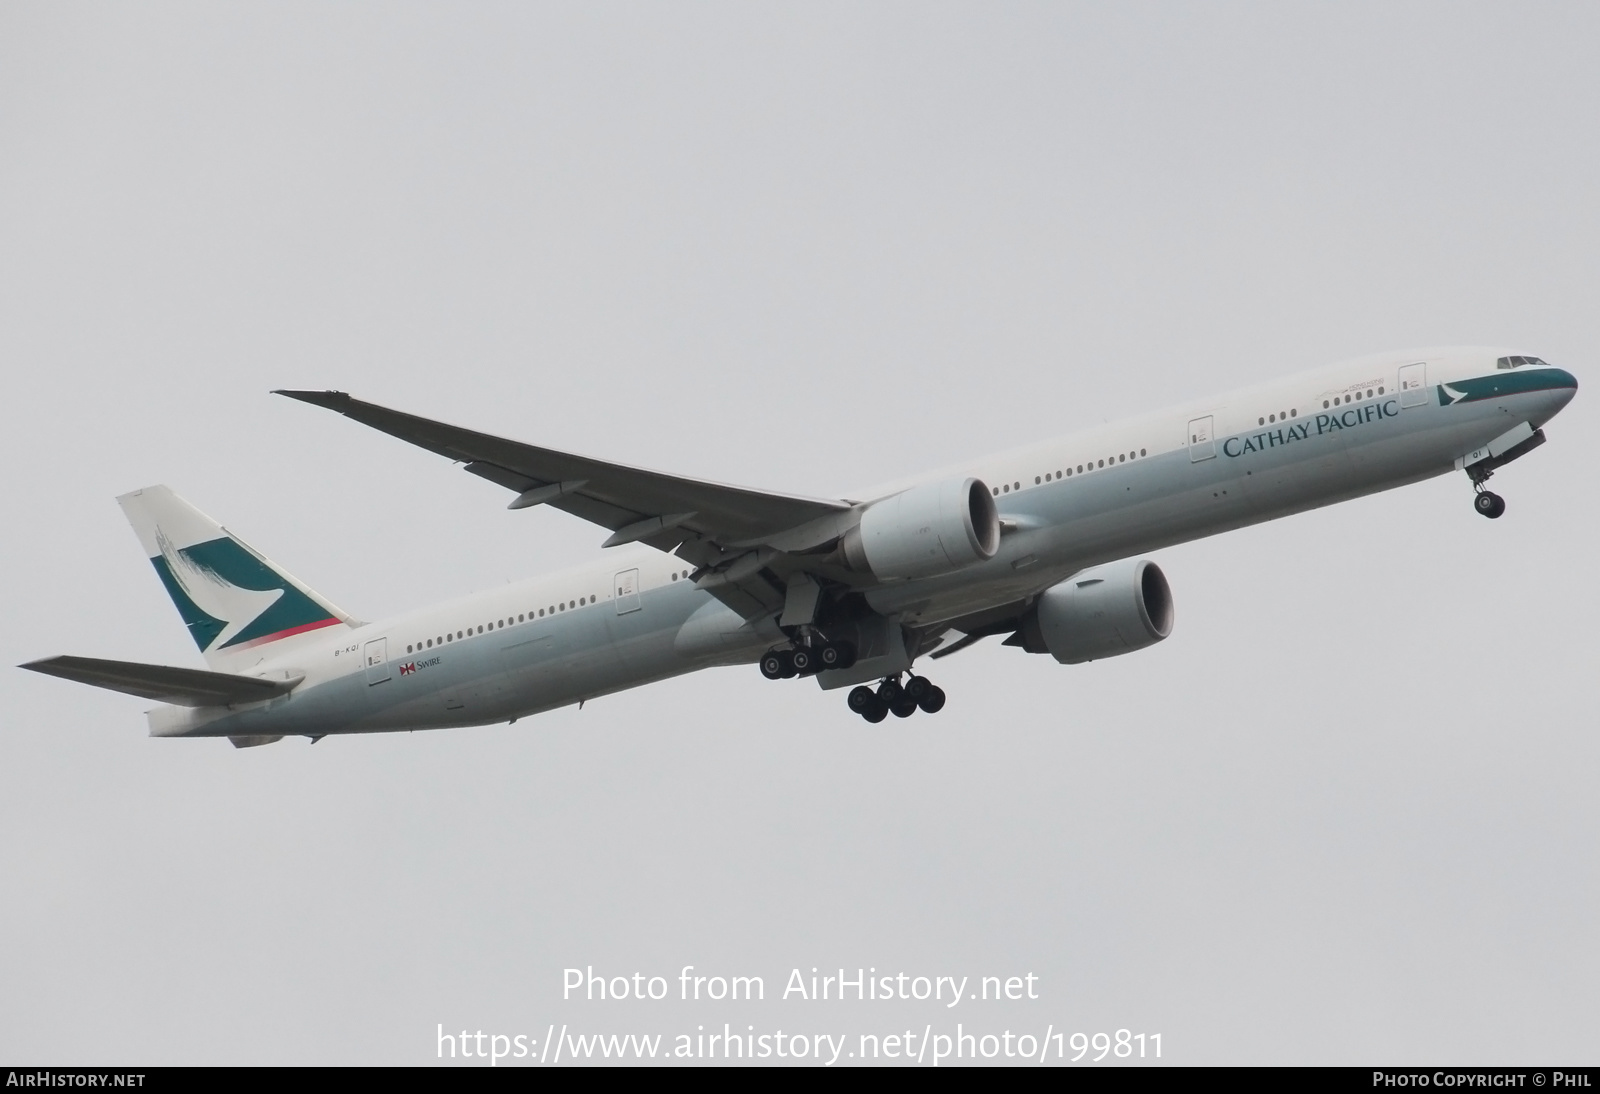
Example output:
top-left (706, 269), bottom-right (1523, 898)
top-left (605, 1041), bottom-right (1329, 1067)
top-left (841, 477), bottom-right (1000, 580)
top-left (1017, 559), bottom-right (1174, 664)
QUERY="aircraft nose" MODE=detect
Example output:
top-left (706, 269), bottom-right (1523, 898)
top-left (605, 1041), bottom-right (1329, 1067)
top-left (1534, 367), bottom-right (1579, 424)
top-left (1548, 367), bottom-right (1578, 405)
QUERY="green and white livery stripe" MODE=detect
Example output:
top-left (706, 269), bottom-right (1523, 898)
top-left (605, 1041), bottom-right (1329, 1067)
top-left (1438, 368), bottom-right (1578, 406)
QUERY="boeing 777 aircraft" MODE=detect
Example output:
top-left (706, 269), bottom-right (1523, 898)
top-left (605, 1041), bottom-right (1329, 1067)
top-left (22, 347), bottom-right (1577, 746)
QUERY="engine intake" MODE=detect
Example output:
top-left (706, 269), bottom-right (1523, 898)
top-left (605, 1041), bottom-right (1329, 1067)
top-left (841, 477), bottom-right (1000, 581)
top-left (1016, 559), bottom-right (1174, 663)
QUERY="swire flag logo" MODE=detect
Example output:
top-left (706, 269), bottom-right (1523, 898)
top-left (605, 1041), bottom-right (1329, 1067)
top-left (399, 662), bottom-right (416, 676)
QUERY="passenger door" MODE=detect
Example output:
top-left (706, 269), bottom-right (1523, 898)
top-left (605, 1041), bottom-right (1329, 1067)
top-left (1188, 416), bottom-right (1216, 462)
top-left (364, 638), bottom-right (390, 685)
top-left (1398, 362), bottom-right (1428, 408)
top-left (614, 568), bottom-right (641, 615)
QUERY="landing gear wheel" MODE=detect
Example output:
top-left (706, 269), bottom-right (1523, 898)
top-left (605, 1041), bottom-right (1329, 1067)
top-left (861, 703), bottom-right (888, 724)
top-left (1474, 491), bottom-right (1506, 519)
top-left (830, 641), bottom-right (858, 670)
top-left (904, 676), bottom-right (932, 703)
top-left (790, 646), bottom-right (817, 675)
top-left (847, 685), bottom-right (877, 715)
top-left (890, 699), bottom-right (919, 718)
top-left (918, 685), bottom-right (946, 714)
top-left (876, 679), bottom-right (905, 707)
top-left (759, 651), bottom-right (787, 680)
top-left (817, 643), bottom-right (842, 670)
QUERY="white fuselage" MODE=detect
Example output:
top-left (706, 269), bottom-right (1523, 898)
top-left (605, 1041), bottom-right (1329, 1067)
top-left (148, 346), bottom-right (1577, 739)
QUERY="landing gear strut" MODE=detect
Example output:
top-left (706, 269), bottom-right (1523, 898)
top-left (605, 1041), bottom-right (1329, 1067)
top-left (847, 674), bottom-right (946, 722)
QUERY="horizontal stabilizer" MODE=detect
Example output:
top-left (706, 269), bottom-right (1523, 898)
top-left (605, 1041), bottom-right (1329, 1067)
top-left (20, 655), bottom-right (300, 708)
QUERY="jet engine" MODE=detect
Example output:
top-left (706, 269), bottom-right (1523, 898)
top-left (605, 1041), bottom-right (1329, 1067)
top-left (840, 477), bottom-right (1000, 581)
top-left (1013, 559), bottom-right (1174, 664)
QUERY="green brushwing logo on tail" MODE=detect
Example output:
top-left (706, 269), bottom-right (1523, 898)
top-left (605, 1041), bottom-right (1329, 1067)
top-left (150, 535), bottom-right (339, 652)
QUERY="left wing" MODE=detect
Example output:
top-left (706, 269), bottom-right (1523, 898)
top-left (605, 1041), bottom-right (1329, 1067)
top-left (276, 390), bottom-right (863, 618)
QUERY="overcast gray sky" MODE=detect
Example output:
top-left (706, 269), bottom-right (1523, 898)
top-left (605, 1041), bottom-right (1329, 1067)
top-left (2, 1), bottom-right (1595, 1066)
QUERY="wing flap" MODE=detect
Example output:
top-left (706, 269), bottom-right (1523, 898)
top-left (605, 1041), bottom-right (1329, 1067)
top-left (21, 655), bottom-right (299, 708)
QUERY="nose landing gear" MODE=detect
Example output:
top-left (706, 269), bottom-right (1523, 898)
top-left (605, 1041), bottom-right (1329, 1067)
top-left (1474, 490), bottom-right (1506, 519)
top-left (847, 674), bottom-right (946, 723)
top-left (1468, 466), bottom-right (1506, 519)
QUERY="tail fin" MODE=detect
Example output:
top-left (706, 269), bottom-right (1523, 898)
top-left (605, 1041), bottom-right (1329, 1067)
top-left (117, 485), bottom-right (357, 670)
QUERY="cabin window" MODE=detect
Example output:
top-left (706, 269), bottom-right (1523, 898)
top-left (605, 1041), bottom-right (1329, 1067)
top-left (1140, 448), bottom-right (1147, 456)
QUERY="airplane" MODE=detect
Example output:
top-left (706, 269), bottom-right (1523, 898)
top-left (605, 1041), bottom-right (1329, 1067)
top-left (21, 347), bottom-right (1577, 746)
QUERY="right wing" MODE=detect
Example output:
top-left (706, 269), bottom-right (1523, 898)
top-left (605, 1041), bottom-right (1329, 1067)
top-left (21, 655), bottom-right (301, 708)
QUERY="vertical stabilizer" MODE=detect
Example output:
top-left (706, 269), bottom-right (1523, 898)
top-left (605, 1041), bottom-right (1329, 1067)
top-left (117, 485), bottom-right (356, 671)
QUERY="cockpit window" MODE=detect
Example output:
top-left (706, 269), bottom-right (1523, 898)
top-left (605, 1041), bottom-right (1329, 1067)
top-left (1497, 355), bottom-right (1554, 370)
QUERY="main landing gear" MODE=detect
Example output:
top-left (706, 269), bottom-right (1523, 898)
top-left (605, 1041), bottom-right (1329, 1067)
top-left (757, 643), bottom-right (946, 723)
top-left (758, 640), bottom-right (858, 680)
top-left (846, 675), bottom-right (946, 723)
